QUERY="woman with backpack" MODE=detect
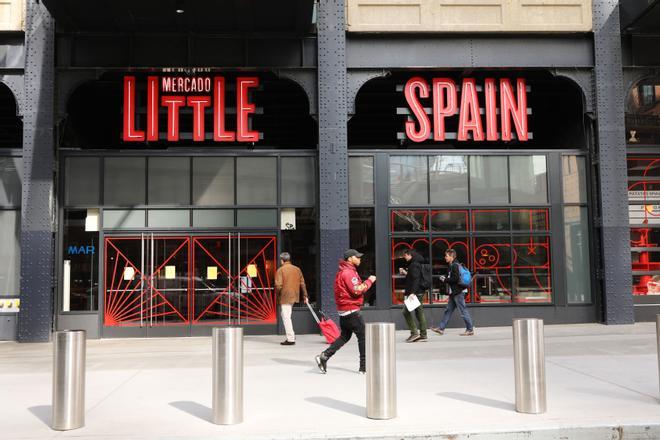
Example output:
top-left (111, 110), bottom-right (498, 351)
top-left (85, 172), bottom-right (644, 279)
top-left (430, 248), bottom-right (475, 336)
top-left (400, 249), bottom-right (429, 342)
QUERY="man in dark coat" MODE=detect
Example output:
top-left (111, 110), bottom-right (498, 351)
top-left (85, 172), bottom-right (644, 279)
top-left (400, 249), bottom-right (428, 342)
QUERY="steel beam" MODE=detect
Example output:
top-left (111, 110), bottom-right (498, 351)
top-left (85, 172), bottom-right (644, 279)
top-left (18, 0), bottom-right (56, 342)
top-left (593, 0), bottom-right (634, 324)
top-left (317, 0), bottom-right (348, 320)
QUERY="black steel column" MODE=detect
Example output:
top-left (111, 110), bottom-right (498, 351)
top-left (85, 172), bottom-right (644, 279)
top-left (593, 0), bottom-right (634, 323)
top-left (18, 0), bottom-right (55, 341)
top-left (317, 0), bottom-right (348, 319)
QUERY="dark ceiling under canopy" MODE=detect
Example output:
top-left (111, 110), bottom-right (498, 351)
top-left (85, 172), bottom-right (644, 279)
top-left (41, 0), bottom-right (315, 34)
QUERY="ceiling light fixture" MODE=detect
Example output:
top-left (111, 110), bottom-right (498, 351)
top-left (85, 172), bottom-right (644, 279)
top-left (175, 0), bottom-right (185, 14)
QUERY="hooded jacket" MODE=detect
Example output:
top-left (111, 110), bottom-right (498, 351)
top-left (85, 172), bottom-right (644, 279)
top-left (404, 251), bottom-right (426, 296)
top-left (333, 259), bottom-right (374, 312)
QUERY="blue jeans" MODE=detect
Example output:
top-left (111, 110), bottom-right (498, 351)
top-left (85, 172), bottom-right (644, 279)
top-left (438, 292), bottom-right (474, 331)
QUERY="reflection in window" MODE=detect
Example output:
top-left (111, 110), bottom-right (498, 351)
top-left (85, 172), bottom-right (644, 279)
top-left (281, 208), bottom-right (318, 305)
top-left (350, 208), bottom-right (376, 306)
top-left (391, 209), bottom-right (428, 232)
top-left (349, 156), bottom-right (374, 205)
top-left (431, 210), bottom-right (469, 232)
top-left (236, 157), bottom-right (277, 205)
top-left (562, 156), bottom-right (587, 203)
top-left (469, 156), bottom-right (508, 203)
top-left (430, 155), bottom-right (468, 204)
top-left (62, 210), bottom-right (99, 311)
top-left (65, 157), bottom-right (99, 206)
top-left (193, 157), bottom-right (234, 206)
top-left (104, 157), bottom-right (146, 206)
top-left (148, 157), bottom-right (190, 205)
top-left (389, 156), bottom-right (428, 205)
top-left (626, 78), bottom-right (660, 145)
top-left (472, 210), bottom-right (509, 232)
top-left (565, 206), bottom-right (592, 303)
top-left (282, 157), bottom-right (315, 205)
top-left (510, 156), bottom-right (547, 203)
top-left (0, 210), bottom-right (19, 297)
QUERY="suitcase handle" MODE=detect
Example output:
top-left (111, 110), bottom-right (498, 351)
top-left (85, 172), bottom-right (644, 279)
top-left (306, 302), bottom-right (321, 324)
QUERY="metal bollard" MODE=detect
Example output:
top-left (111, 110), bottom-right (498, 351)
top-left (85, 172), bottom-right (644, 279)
top-left (52, 330), bottom-right (86, 430)
top-left (656, 315), bottom-right (660, 397)
top-left (513, 318), bottom-right (546, 414)
top-left (212, 327), bottom-right (243, 424)
top-left (366, 322), bottom-right (396, 419)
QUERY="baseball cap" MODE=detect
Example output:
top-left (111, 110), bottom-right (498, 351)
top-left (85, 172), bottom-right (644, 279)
top-left (344, 249), bottom-right (364, 259)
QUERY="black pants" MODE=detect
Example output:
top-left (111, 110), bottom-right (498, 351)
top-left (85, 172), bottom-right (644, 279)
top-left (323, 312), bottom-right (366, 370)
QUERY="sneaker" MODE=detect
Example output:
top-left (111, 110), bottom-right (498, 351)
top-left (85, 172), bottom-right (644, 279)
top-left (315, 354), bottom-right (328, 374)
top-left (430, 327), bottom-right (444, 335)
top-left (280, 340), bottom-right (295, 346)
top-left (460, 330), bottom-right (475, 336)
top-left (358, 369), bottom-right (366, 375)
top-left (405, 334), bottom-right (421, 343)
top-left (417, 335), bottom-right (428, 342)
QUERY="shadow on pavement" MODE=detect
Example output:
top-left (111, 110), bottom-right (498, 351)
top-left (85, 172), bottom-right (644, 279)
top-left (169, 401), bottom-right (212, 422)
top-left (437, 392), bottom-right (515, 411)
top-left (271, 358), bottom-right (358, 374)
top-left (306, 397), bottom-right (364, 417)
top-left (28, 405), bottom-right (51, 427)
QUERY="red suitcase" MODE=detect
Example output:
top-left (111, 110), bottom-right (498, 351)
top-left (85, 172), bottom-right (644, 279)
top-left (306, 303), bottom-right (340, 344)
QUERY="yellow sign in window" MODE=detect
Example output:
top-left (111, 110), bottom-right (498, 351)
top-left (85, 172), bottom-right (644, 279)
top-left (207, 266), bottom-right (218, 280)
top-left (165, 266), bottom-right (176, 279)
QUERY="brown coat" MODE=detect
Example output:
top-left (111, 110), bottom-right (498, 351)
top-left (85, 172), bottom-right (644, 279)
top-left (275, 262), bottom-right (308, 304)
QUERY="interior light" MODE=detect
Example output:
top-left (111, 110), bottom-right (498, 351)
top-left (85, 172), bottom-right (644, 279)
top-left (175, 0), bottom-right (184, 14)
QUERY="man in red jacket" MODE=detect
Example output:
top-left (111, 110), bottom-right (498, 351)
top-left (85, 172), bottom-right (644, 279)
top-left (315, 249), bottom-right (376, 374)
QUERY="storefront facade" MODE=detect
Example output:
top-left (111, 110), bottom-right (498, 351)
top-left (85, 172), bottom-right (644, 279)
top-left (0, 0), bottom-right (644, 341)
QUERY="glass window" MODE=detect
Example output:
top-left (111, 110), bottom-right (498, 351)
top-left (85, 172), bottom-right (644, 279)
top-left (350, 208), bottom-right (376, 306)
top-left (104, 157), bottom-right (146, 206)
top-left (103, 209), bottom-right (146, 229)
top-left (65, 157), bottom-right (99, 206)
top-left (431, 210), bottom-right (469, 232)
top-left (510, 156), bottom-right (548, 203)
top-left (389, 156), bottom-right (428, 205)
top-left (0, 210), bottom-right (19, 296)
top-left (62, 210), bottom-right (98, 311)
top-left (193, 157), bottom-right (235, 206)
top-left (281, 208), bottom-right (318, 305)
top-left (511, 209), bottom-right (550, 232)
top-left (431, 237), bottom-right (469, 304)
top-left (472, 210), bottom-right (510, 232)
top-left (473, 236), bottom-right (512, 304)
top-left (349, 156), bottom-right (374, 205)
top-left (236, 157), bottom-right (277, 205)
top-left (391, 209), bottom-right (428, 232)
top-left (469, 156), bottom-right (508, 204)
top-left (281, 157), bottom-right (315, 205)
top-left (0, 157), bottom-right (21, 207)
top-left (430, 155), bottom-right (468, 204)
top-left (563, 156), bottom-right (587, 203)
top-left (236, 209), bottom-right (277, 227)
top-left (512, 236), bottom-right (552, 303)
top-left (148, 210), bottom-right (190, 228)
top-left (148, 157), bottom-right (190, 205)
top-left (564, 206), bottom-right (592, 303)
top-left (193, 209), bottom-right (234, 228)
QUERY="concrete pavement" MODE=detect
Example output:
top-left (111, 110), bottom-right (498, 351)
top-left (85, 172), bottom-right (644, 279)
top-left (1, 323), bottom-right (660, 439)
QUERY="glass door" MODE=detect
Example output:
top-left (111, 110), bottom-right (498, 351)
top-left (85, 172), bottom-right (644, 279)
top-left (102, 234), bottom-right (190, 337)
top-left (102, 233), bottom-right (277, 337)
top-left (191, 234), bottom-right (277, 328)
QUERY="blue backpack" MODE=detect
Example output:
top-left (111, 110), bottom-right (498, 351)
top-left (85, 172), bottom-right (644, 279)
top-left (457, 263), bottom-right (472, 288)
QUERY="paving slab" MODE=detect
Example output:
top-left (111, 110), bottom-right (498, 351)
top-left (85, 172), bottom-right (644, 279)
top-left (1, 323), bottom-right (660, 439)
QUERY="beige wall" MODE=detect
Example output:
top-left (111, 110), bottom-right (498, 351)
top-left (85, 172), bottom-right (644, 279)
top-left (346, 0), bottom-right (592, 32)
top-left (0, 0), bottom-right (23, 31)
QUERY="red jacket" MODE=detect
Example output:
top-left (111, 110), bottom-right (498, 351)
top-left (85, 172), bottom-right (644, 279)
top-left (334, 260), bottom-right (374, 312)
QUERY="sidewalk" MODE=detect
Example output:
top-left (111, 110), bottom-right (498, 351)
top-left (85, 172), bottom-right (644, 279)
top-left (1, 323), bottom-right (659, 440)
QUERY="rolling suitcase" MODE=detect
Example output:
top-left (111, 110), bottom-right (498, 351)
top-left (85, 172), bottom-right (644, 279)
top-left (306, 302), bottom-right (340, 344)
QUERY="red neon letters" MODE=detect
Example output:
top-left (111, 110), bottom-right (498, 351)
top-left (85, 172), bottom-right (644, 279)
top-left (123, 75), bottom-right (260, 143)
top-left (403, 77), bottom-right (529, 142)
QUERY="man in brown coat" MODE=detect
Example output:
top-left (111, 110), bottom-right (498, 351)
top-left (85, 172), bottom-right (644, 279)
top-left (275, 252), bottom-right (308, 345)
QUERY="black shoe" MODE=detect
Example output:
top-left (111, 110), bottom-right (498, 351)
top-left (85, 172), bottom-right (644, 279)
top-left (280, 340), bottom-right (295, 346)
top-left (315, 354), bottom-right (327, 374)
top-left (406, 334), bottom-right (421, 343)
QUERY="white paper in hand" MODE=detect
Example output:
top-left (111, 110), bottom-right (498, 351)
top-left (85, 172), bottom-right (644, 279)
top-left (404, 294), bottom-right (421, 312)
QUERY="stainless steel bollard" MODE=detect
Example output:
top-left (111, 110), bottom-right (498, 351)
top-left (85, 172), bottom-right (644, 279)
top-left (513, 318), bottom-right (546, 414)
top-left (212, 327), bottom-right (243, 424)
top-left (656, 315), bottom-right (660, 397)
top-left (52, 330), bottom-right (86, 430)
top-left (366, 322), bottom-right (396, 419)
